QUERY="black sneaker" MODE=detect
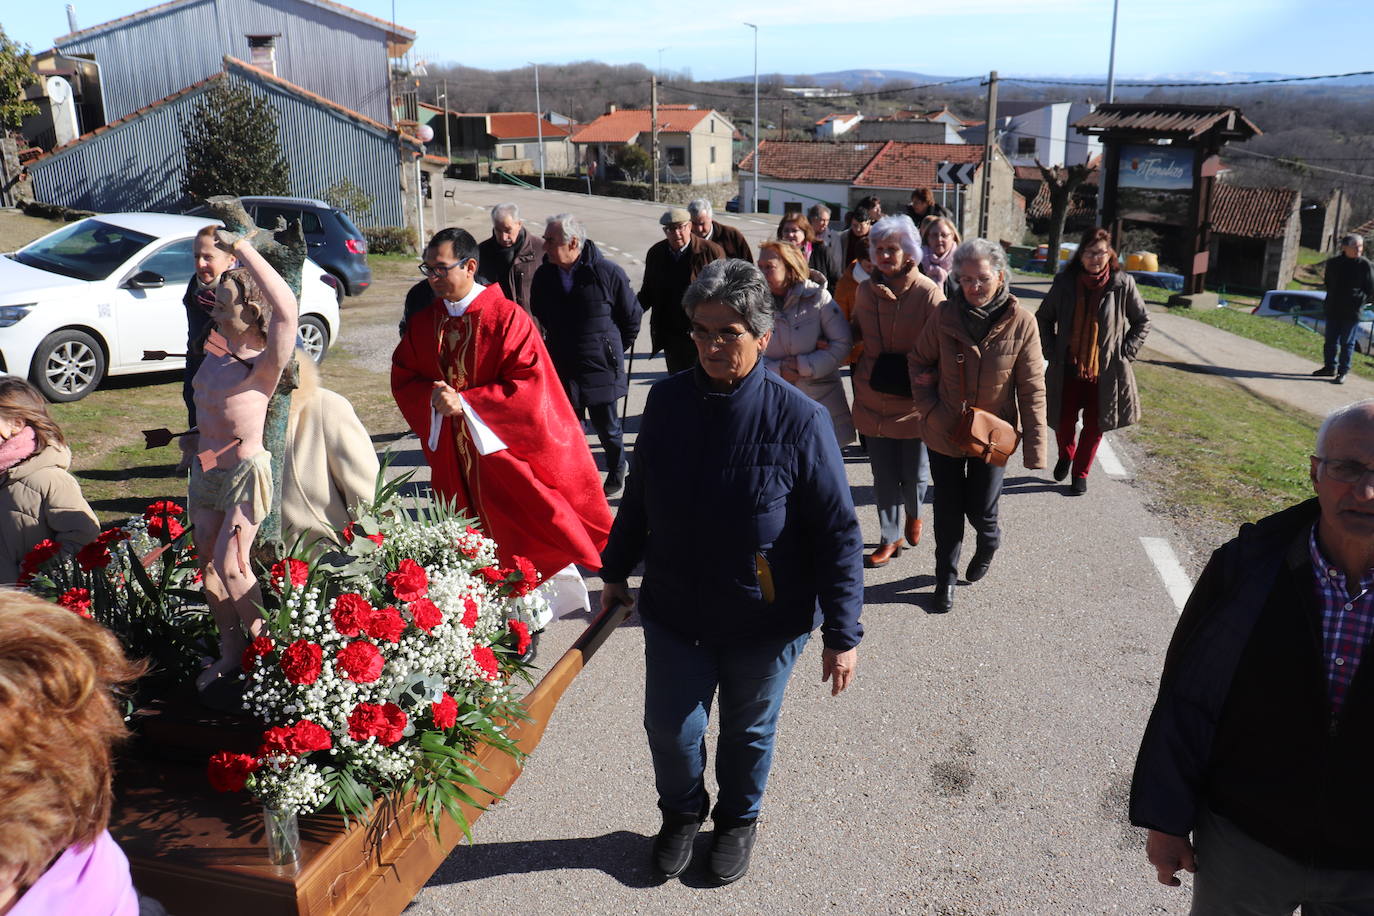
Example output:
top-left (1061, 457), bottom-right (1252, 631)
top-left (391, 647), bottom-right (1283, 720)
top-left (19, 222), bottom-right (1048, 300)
top-left (1334, 373), bottom-right (1348, 385)
top-left (603, 463), bottom-right (627, 497)
top-left (651, 815), bottom-right (702, 879)
top-left (1312, 366), bottom-right (1336, 377)
top-left (1070, 477), bottom-right (1088, 495)
top-left (708, 821), bottom-right (757, 885)
top-left (1052, 457), bottom-right (1071, 482)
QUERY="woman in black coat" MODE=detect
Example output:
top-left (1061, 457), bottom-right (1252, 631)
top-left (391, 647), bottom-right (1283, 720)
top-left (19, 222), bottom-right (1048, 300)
top-left (530, 214), bottom-right (643, 495)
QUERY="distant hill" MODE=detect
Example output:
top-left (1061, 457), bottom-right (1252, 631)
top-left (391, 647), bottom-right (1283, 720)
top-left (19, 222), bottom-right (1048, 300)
top-left (721, 69), bottom-right (1374, 90)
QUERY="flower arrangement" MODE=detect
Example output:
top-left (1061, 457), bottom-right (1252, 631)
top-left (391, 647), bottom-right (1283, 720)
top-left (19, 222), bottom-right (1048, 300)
top-left (23, 500), bottom-right (214, 689)
top-left (206, 486), bottom-right (546, 838)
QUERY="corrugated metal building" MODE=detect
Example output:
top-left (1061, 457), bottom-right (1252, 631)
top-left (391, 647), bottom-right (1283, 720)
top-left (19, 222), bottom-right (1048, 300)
top-left (26, 58), bottom-right (416, 226)
top-left (51, 0), bottom-right (413, 127)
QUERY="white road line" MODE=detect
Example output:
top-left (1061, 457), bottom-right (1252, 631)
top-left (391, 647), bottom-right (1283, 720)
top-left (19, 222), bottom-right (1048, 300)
top-left (1097, 437), bottom-right (1127, 478)
top-left (1140, 537), bottom-right (1192, 613)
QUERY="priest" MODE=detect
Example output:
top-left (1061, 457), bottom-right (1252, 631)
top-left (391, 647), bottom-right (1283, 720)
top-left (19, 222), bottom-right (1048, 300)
top-left (392, 228), bottom-right (612, 595)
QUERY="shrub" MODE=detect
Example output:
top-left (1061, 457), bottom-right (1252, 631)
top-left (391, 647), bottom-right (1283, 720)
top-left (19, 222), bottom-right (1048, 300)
top-left (363, 226), bottom-right (417, 255)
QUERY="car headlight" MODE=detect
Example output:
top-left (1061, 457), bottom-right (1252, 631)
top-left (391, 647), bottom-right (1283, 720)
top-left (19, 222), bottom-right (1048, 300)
top-left (0, 305), bottom-right (35, 328)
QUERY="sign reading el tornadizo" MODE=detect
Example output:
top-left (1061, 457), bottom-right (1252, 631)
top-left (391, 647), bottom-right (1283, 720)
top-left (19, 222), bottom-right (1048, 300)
top-left (1117, 144), bottom-right (1194, 225)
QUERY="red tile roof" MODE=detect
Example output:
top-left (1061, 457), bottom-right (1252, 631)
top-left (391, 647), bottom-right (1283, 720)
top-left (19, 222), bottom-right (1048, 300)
top-left (28, 56), bottom-right (414, 165)
top-left (570, 108), bottom-right (719, 144)
top-left (815, 112), bottom-right (861, 126)
top-left (472, 113), bottom-right (569, 140)
top-left (1211, 184), bottom-right (1299, 240)
top-left (854, 143), bottom-right (984, 188)
top-left (55, 0), bottom-right (414, 43)
top-left (737, 140), bottom-right (887, 182)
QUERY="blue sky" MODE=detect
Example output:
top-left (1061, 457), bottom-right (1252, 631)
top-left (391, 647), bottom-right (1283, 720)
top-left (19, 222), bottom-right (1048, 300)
top-left (3, 0), bottom-right (1365, 83)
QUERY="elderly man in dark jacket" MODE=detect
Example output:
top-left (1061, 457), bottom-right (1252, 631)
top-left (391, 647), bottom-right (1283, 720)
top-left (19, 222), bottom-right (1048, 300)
top-left (1313, 234), bottom-right (1374, 384)
top-left (530, 213), bottom-right (642, 496)
top-left (1131, 398), bottom-right (1374, 913)
top-left (639, 208), bottom-right (724, 373)
top-left (688, 198), bottom-right (752, 263)
top-left (601, 259), bottom-right (863, 886)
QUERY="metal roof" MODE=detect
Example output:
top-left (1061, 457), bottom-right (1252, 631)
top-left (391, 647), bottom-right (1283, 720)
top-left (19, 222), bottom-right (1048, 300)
top-left (1073, 104), bottom-right (1261, 141)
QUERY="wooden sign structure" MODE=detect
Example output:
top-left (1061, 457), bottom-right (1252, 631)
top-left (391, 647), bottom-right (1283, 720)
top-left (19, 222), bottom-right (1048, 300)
top-left (111, 602), bottom-right (631, 916)
top-left (1073, 103), bottom-right (1260, 297)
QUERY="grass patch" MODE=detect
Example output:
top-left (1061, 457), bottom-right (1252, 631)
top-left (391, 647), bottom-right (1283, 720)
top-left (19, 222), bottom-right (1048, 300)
top-left (1130, 356), bottom-right (1318, 532)
top-left (1171, 306), bottom-right (1374, 381)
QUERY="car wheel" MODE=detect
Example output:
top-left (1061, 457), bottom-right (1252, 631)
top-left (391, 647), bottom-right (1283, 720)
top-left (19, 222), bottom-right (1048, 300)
top-left (298, 315), bottom-right (330, 364)
top-left (30, 330), bottom-right (106, 402)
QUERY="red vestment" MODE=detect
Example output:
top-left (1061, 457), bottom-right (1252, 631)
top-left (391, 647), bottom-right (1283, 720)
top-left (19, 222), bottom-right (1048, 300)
top-left (391, 286), bottom-right (611, 576)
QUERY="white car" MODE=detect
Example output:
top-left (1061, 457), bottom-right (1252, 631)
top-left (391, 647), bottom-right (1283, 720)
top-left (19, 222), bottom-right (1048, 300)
top-left (0, 212), bottom-right (341, 401)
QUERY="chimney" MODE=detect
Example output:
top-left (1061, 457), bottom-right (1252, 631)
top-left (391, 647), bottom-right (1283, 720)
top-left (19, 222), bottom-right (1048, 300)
top-left (606, 104), bottom-right (617, 115)
top-left (66, 4), bottom-right (78, 32)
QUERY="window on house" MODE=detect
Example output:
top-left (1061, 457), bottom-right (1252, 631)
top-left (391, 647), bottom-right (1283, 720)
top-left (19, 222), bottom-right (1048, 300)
top-left (1016, 137), bottom-right (1037, 156)
top-left (709, 146), bottom-right (716, 164)
top-left (246, 35), bottom-right (279, 76)
top-left (667, 147), bottom-right (686, 166)
top-left (710, 119), bottom-right (716, 133)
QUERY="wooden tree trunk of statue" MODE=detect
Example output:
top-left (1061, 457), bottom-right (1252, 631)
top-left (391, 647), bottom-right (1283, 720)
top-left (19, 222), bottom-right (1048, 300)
top-left (204, 196), bottom-right (302, 565)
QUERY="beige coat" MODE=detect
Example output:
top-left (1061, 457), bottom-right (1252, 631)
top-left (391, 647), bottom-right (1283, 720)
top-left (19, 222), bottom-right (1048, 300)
top-left (0, 443), bottom-right (99, 584)
top-left (281, 357), bottom-right (380, 549)
top-left (850, 267), bottom-right (945, 439)
top-left (762, 272), bottom-right (855, 446)
top-left (909, 295), bottom-right (1049, 468)
top-left (1036, 269), bottom-right (1150, 431)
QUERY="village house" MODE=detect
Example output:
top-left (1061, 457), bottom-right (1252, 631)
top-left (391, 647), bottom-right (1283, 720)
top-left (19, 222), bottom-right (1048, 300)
top-left (571, 105), bottom-right (735, 185)
top-left (1208, 183), bottom-right (1301, 291)
top-left (855, 107), bottom-right (975, 145)
top-left (814, 113), bottom-right (862, 140)
top-left (962, 101), bottom-right (1100, 169)
top-left (421, 106), bottom-right (573, 174)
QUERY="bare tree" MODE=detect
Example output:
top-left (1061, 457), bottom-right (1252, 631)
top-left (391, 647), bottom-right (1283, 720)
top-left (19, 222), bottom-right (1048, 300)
top-left (1037, 159), bottom-right (1094, 273)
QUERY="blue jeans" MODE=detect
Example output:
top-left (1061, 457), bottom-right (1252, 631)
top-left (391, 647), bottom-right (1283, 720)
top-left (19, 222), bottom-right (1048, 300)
top-left (867, 435), bottom-right (929, 545)
top-left (1323, 316), bottom-right (1361, 376)
top-left (642, 615), bottom-right (809, 825)
top-left (584, 401), bottom-right (625, 472)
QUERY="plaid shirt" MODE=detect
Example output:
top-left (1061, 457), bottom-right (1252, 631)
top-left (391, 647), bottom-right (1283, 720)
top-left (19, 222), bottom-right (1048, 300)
top-left (1308, 526), bottom-right (1374, 718)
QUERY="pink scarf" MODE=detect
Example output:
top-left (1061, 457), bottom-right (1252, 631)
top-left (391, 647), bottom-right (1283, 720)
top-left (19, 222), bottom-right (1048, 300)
top-left (0, 425), bottom-right (37, 473)
top-left (921, 246), bottom-right (953, 286)
top-left (10, 832), bottom-right (139, 916)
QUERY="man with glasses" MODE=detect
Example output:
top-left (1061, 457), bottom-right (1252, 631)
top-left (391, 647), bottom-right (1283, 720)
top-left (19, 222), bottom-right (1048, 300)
top-left (1132, 398), bottom-right (1374, 914)
top-left (639, 208), bottom-right (724, 374)
top-left (392, 228), bottom-right (612, 596)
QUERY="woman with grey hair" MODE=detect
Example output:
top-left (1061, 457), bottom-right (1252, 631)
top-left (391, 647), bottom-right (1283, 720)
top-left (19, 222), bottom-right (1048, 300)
top-left (850, 215), bottom-right (945, 568)
top-left (600, 258), bottom-right (863, 885)
top-left (909, 238), bottom-right (1048, 612)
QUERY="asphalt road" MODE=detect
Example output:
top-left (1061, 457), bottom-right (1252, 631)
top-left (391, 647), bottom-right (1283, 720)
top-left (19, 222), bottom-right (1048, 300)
top-left (339, 182), bottom-right (1241, 914)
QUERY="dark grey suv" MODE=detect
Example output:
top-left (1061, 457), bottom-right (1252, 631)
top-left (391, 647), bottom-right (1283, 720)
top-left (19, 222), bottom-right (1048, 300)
top-left (187, 197), bottom-right (372, 299)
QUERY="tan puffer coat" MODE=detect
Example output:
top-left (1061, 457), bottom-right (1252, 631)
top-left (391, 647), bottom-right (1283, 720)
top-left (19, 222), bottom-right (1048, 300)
top-left (849, 266), bottom-right (945, 439)
top-left (0, 443), bottom-right (100, 584)
top-left (908, 295), bottom-right (1049, 468)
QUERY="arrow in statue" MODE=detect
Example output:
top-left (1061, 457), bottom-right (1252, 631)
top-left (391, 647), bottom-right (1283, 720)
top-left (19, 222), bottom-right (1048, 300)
top-left (936, 161), bottom-right (977, 185)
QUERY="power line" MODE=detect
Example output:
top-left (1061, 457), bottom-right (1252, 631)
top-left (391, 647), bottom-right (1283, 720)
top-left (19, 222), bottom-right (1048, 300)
top-left (1001, 69), bottom-right (1374, 89)
top-left (1227, 146), bottom-right (1374, 182)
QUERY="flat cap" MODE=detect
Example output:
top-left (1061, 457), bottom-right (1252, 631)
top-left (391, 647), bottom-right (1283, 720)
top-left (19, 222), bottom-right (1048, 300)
top-left (661, 208), bottom-right (691, 226)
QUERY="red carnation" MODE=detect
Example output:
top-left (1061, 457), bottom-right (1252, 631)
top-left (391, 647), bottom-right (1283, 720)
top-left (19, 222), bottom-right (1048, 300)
top-left (461, 597), bottom-right (479, 629)
top-left (362, 605), bottom-right (406, 643)
top-left (259, 719), bottom-right (332, 757)
top-left (240, 635), bottom-right (275, 673)
top-left (347, 702), bottom-right (407, 745)
top-left (477, 566), bottom-right (508, 587)
top-left (386, 559), bottom-right (428, 602)
top-left (146, 514), bottom-right (185, 541)
top-left (19, 538), bottom-right (61, 584)
top-left (508, 619), bottom-right (531, 655)
top-left (335, 640), bottom-right (384, 683)
top-left (471, 645), bottom-right (500, 681)
top-left (143, 500), bottom-right (185, 519)
top-left (207, 751), bottom-right (259, 792)
top-left (409, 598), bottom-right (443, 635)
top-left (57, 587), bottom-right (93, 618)
top-left (431, 692), bottom-right (458, 730)
top-left (510, 556), bottom-right (541, 597)
top-left (279, 639), bottom-right (323, 685)
top-left (96, 527), bottom-right (131, 546)
top-left (75, 540), bottom-right (113, 571)
top-left (269, 558), bottom-right (309, 591)
top-left (332, 593), bottom-right (373, 637)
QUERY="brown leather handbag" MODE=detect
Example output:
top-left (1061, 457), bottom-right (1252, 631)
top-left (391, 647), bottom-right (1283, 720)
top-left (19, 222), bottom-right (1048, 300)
top-left (951, 346), bottom-right (1019, 467)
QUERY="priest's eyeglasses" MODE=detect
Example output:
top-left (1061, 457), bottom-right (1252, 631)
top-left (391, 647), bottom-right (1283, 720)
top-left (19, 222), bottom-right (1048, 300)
top-left (690, 328), bottom-right (748, 345)
top-left (419, 262), bottom-right (459, 278)
top-left (1313, 457), bottom-right (1374, 485)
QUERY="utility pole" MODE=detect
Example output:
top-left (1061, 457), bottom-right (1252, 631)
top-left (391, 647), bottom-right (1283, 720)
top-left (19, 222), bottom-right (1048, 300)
top-left (531, 62), bottom-right (545, 189)
top-left (745, 22), bottom-right (759, 214)
top-left (1097, 0), bottom-right (1120, 228)
top-left (978, 70), bottom-right (998, 239)
top-left (439, 78), bottom-right (451, 229)
top-left (650, 74), bottom-right (660, 202)
top-left (780, 103), bottom-right (787, 139)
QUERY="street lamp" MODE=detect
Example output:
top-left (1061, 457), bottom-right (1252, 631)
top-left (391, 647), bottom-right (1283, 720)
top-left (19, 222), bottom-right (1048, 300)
top-left (657, 46), bottom-right (669, 78)
top-left (744, 22), bottom-right (758, 214)
top-left (530, 62), bottom-right (545, 190)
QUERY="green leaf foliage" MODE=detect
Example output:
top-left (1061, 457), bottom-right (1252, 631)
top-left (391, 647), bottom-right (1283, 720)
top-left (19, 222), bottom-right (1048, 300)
top-left (0, 27), bottom-right (39, 129)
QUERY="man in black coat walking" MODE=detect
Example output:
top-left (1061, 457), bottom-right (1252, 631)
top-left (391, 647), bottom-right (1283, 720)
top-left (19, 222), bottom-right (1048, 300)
top-left (530, 213), bottom-right (643, 496)
top-left (639, 208), bottom-right (724, 374)
top-left (1313, 234), bottom-right (1374, 384)
top-left (688, 198), bottom-right (752, 263)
